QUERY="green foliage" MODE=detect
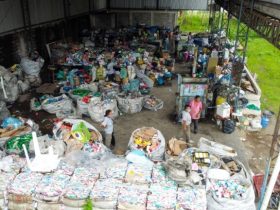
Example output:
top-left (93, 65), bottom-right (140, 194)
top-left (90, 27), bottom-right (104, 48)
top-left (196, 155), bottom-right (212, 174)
top-left (177, 11), bottom-right (209, 33)
top-left (178, 11), bottom-right (280, 112)
top-left (83, 199), bottom-right (93, 210)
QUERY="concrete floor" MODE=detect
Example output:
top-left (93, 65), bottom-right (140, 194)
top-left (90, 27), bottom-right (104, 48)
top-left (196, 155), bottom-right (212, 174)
top-left (11, 62), bottom-right (267, 174)
top-left (89, 63), bottom-right (251, 172)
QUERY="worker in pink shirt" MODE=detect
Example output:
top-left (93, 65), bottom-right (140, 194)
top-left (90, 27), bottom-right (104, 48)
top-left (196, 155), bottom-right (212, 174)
top-left (189, 95), bottom-right (203, 134)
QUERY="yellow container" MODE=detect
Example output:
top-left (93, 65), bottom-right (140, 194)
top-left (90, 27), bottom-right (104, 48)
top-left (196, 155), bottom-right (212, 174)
top-left (216, 96), bottom-right (226, 105)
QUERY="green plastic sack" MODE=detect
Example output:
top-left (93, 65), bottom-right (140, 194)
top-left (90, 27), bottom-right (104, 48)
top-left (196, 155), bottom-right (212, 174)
top-left (71, 122), bottom-right (91, 143)
top-left (6, 134), bottom-right (33, 154)
top-left (72, 89), bottom-right (91, 97)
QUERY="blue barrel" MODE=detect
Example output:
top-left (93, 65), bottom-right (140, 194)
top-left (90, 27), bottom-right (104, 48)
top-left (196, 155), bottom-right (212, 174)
top-left (261, 116), bottom-right (270, 128)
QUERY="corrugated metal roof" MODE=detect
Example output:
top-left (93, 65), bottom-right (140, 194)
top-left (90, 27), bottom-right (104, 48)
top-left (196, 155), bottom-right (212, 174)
top-left (260, 0), bottom-right (280, 4)
top-left (0, 0), bottom-right (24, 33)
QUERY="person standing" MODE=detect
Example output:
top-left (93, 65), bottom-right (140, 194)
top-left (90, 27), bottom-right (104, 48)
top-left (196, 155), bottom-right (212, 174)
top-left (182, 105), bottom-right (192, 142)
top-left (189, 95), bottom-right (203, 134)
top-left (101, 110), bottom-right (114, 148)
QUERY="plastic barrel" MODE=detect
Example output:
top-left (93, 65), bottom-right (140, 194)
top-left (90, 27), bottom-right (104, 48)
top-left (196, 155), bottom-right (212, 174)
top-left (261, 116), bottom-right (270, 128)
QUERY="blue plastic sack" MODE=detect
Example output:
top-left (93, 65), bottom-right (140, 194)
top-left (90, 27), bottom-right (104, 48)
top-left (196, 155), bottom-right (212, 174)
top-left (126, 150), bottom-right (154, 167)
top-left (1, 117), bottom-right (23, 129)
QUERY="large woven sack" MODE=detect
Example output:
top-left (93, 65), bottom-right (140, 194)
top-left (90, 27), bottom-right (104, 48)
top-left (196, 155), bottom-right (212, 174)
top-left (20, 57), bottom-right (44, 76)
top-left (63, 206), bottom-right (83, 210)
top-left (41, 94), bottom-right (72, 114)
top-left (88, 99), bottom-right (118, 123)
top-left (36, 201), bottom-right (62, 210)
top-left (8, 194), bottom-right (33, 204)
top-left (77, 99), bottom-right (89, 115)
top-left (8, 201), bottom-right (33, 210)
top-left (62, 197), bottom-right (86, 208)
top-left (53, 119), bottom-right (102, 142)
top-left (207, 165), bottom-right (255, 210)
top-left (198, 137), bottom-right (237, 158)
top-left (116, 95), bottom-right (144, 114)
top-left (93, 200), bottom-right (117, 209)
top-left (128, 127), bottom-right (165, 161)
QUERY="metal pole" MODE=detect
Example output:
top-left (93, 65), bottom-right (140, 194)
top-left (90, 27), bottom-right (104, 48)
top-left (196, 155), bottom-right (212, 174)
top-left (208, 0), bottom-right (214, 32)
top-left (234, 0), bottom-right (244, 56)
top-left (260, 150), bottom-right (280, 210)
top-left (242, 0), bottom-right (255, 63)
top-left (258, 106), bottom-right (280, 210)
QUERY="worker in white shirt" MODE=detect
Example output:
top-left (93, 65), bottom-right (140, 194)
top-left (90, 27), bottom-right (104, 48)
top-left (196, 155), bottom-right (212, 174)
top-left (101, 109), bottom-right (114, 148)
top-left (181, 104), bottom-right (192, 142)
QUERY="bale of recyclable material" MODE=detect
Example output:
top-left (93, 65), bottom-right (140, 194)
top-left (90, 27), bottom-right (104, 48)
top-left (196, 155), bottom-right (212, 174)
top-left (116, 93), bottom-right (144, 114)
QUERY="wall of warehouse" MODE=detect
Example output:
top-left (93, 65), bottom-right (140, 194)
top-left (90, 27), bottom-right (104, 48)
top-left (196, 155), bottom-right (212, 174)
top-left (92, 11), bottom-right (178, 29)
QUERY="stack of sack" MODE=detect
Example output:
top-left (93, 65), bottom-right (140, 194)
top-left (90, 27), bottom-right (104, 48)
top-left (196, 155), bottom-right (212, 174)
top-left (33, 171), bottom-right (71, 209)
top-left (62, 167), bottom-right (99, 209)
top-left (90, 178), bottom-right (123, 210)
top-left (118, 184), bottom-right (149, 210)
top-left (7, 171), bottom-right (43, 210)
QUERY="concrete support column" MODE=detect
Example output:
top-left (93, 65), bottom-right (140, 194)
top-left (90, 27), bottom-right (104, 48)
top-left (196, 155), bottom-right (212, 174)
top-left (90, 14), bottom-right (96, 28)
top-left (174, 12), bottom-right (178, 28)
top-left (151, 11), bottom-right (154, 25)
top-left (111, 14), bottom-right (116, 28)
top-left (129, 11), bottom-right (133, 25)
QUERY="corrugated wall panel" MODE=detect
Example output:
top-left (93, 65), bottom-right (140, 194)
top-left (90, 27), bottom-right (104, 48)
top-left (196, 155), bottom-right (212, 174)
top-left (143, 0), bottom-right (157, 9)
top-left (29, 0), bottom-right (64, 25)
top-left (159, 0), bottom-right (208, 10)
top-left (154, 12), bottom-right (175, 29)
top-left (93, 0), bottom-right (107, 10)
top-left (116, 13), bottom-right (129, 27)
top-left (0, 0), bottom-right (24, 33)
top-left (110, 0), bottom-right (157, 9)
top-left (69, 0), bottom-right (89, 16)
top-left (110, 0), bottom-right (125, 8)
top-left (132, 12), bottom-right (151, 25)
